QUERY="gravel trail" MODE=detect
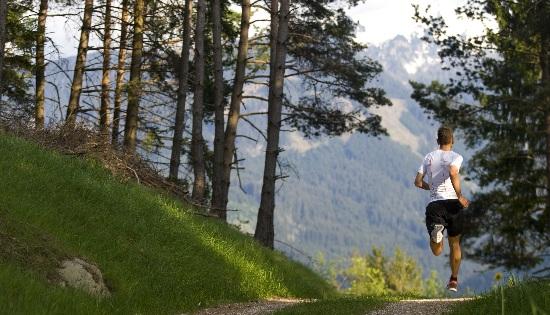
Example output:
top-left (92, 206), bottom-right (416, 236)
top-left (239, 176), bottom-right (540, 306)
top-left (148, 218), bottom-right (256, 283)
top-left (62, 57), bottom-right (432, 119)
top-left (366, 298), bottom-right (475, 315)
top-left (186, 297), bottom-right (474, 315)
top-left (189, 298), bottom-right (308, 315)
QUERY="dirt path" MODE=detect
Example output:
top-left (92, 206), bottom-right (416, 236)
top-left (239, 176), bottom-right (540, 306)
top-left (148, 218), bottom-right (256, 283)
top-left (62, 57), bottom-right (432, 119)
top-left (189, 298), bottom-right (308, 315)
top-left (186, 297), bottom-right (474, 315)
top-left (366, 298), bottom-right (475, 315)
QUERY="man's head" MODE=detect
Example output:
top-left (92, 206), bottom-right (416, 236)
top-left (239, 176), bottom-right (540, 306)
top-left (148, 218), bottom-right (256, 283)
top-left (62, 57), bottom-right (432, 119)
top-left (437, 126), bottom-right (454, 146)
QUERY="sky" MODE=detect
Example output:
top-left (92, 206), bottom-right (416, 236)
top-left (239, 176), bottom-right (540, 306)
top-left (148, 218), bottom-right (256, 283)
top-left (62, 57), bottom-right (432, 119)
top-left (348, 0), bottom-right (482, 45)
top-left (47, 0), bottom-right (485, 57)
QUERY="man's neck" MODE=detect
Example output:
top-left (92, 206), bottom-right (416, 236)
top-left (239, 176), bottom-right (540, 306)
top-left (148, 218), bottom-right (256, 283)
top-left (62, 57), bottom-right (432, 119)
top-left (439, 144), bottom-right (452, 151)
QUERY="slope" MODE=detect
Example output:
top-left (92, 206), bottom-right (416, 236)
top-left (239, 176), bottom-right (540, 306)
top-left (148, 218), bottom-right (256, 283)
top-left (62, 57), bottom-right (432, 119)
top-left (0, 133), bottom-right (335, 315)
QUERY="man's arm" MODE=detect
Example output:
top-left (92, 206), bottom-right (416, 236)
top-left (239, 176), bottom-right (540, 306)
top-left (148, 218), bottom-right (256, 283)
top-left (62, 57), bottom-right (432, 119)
top-left (414, 172), bottom-right (430, 190)
top-left (449, 165), bottom-right (469, 207)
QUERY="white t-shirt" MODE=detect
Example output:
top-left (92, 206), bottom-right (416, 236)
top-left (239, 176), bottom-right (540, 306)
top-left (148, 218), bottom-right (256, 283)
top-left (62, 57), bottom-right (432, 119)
top-left (418, 149), bottom-right (463, 202)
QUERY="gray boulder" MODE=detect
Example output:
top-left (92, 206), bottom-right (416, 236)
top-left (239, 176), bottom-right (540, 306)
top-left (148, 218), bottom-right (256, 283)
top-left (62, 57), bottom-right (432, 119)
top-left (57, 258), bottom-right (110, 297)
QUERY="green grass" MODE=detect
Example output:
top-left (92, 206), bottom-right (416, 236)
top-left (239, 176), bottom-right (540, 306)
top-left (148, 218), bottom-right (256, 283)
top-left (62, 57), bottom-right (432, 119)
top-left (0, 134), bottom-right (335, 314)
top-left (450, 280), bottom-right (550, 315)
top-left (273, 296), bottom-right (388, 315)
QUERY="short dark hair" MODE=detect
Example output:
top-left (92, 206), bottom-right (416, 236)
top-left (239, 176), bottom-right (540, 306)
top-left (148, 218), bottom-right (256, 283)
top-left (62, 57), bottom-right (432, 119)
top-left (437, 126), bottom-right (454, 145)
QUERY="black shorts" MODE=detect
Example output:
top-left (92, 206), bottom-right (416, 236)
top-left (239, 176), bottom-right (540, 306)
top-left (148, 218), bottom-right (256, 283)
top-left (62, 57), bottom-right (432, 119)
top-left (425, 199), bottom-right (464, 237)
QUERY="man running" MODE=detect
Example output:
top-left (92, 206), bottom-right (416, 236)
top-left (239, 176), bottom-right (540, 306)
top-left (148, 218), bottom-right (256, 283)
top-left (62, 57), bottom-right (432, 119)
top-left (414, 126), bottom-right (469, 292)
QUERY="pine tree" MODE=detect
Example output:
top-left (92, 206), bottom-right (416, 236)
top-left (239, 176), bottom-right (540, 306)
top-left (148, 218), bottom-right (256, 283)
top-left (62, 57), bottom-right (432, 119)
top-left (191, 0), bottom-right (207, 202)
top-left (124, 0), bottom-right (145, 152)
top-left (210, 0), bottom-right (226, 217)
top-left (255, 0), bottom-right (290, 248)
top-left (214, 0), bottom-right (252, 218)
top-left (0, 0), bottom-right (7, 94)
top-left (253, 0), bottom-right (391, 248)
top-left (99, 0), bottom-right (112, 134)
top-left (111, 0), bottom-right (129, 144)
top-left (169, 0), bottom-right (193, 181)
top-left (35, 0), bottom-right (48, 128)
top-left (66, 0), bottom-right (94, 126)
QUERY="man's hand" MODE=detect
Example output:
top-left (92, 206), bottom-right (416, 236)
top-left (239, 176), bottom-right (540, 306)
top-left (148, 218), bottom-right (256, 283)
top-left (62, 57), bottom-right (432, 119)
top-left (414, 172), bottom-right (430, 190)
top-left (458, 195), bottom-right (470, 208)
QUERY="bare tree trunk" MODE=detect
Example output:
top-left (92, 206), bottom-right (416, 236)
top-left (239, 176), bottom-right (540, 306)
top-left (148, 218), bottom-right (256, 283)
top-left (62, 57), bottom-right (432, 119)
top-left (255, 0), bottom-right (289, 249)
top-left (541, 37), bottom-right (550, 215)
top-left (99, 0), bottom-right (112, 134)
top-left (66, 0), bottom-right (94, 126)
top-left (209, 0), bottom-right (230, 218)
top-left (168, 0), bottom-right (193, 181)
top-left (35, 0), bottom-right (48, 128)
top-left (112, 0), bottom-right (129, 145)
top-left (191, 0), bottom-right (207, 203)
top-left (0, 0), bottom-right (7, 96)
top-left (217, 0), bottom-right (252, 215)
top-left (123, 0), bottom-right (145, 153)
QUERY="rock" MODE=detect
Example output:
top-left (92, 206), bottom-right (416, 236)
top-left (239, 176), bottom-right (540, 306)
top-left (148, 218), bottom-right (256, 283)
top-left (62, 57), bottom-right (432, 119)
top-left (57, 258), bottom-right (110, 297)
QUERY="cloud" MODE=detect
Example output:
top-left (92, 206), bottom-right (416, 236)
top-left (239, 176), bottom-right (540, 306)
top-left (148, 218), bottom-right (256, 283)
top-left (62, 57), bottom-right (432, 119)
top-left (285, 133), bottom-right (327, 154)
top-left (348, 0), bottom-right (489, 45)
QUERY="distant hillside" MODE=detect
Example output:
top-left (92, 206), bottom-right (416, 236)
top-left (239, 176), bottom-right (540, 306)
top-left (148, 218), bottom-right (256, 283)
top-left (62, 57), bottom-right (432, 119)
top-left (0, 134), bottom-right (334, 314)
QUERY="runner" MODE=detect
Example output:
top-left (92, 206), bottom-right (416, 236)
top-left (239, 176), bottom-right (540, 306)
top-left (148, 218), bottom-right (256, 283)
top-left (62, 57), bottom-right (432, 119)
top-left (414, 126), bottom-right (469, 292)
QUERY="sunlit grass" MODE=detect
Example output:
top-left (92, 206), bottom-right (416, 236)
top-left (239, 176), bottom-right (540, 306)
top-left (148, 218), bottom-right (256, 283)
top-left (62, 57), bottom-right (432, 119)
top-left (449, 280), bottom-right (550, 315)
top-left (0, 134), bottom-right (335, 314)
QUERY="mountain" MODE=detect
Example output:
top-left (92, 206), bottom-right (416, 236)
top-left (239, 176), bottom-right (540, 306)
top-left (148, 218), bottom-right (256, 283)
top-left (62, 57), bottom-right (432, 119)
top-left (41, 35), bottom-right (493, 292)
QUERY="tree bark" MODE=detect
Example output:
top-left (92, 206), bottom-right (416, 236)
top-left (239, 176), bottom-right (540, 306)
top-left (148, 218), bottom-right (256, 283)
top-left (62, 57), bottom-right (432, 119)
top-left (123, 0), bottom-right (145, 153)
top-left (218, 0), bottom-right (252, 214)
top-left (0, 0), bottom-right (7, 96)
top-left (219, 0), bottom-right (252, 214)
top-left (255, 0), bottom-right (289, 249)
top-left (66, 0), bottom-right (94, 126)
top-left (210, 0), bottom-right (227, 218)
top-left (541, 35), bottom-right (550, 216)
top-left (35, 0), bottom-right (48, 128)
top-left (191, 0), bottom-right (207, 202)
top-left (111, 0), bottom-right (129, 145)
top-left (168, 0), bottom-right (193, 181)
top-left (99, 0), bottom-right (112, 134)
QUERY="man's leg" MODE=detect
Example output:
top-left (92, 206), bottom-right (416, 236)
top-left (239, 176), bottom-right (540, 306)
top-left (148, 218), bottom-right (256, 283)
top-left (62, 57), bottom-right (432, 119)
top-left (448, 235), bottom-right (462, 277)
top-left (426, 201), bottom-right (445, 256)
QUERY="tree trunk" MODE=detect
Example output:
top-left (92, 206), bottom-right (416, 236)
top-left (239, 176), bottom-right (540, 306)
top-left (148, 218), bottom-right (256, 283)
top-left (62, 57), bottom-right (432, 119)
top-left (255, 0), bottom-right (289, 249)
top-left (541, 36), bottom-right (550, 216)
top-left (123, 0), bottom-right (145, 153)
top-left (210, 0), bottom-right (227, 218)
top-left (218, 0), bottom-right (252, 214)
top-left (191, 0), bottom-right (207, 202)
top-left (111, 0), bottom-right (129, 145)
top-left (35, 0), bottom-right (48, 129)
top-left (168, 0), bottom-right (193, 181)
top-left (66, 0), bottom-right (94, 126)
top-left (0, 0), bottom-right (7, 96)
top-left (99, 0), bottom-right (112, 134)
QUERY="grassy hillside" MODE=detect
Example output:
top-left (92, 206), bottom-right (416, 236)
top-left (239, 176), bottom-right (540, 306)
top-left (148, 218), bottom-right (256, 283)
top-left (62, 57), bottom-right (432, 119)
top-left (449, 280), bottom-right (550, 315)
top-left (0, 134), bottom-right (335, 315)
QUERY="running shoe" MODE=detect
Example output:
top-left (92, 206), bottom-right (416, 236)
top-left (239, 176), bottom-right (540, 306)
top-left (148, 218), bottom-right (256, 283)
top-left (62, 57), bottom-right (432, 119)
top-left (447, 279), bottom-right (458, 292)
top-left (431, 224), bottom-right (445, 243)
